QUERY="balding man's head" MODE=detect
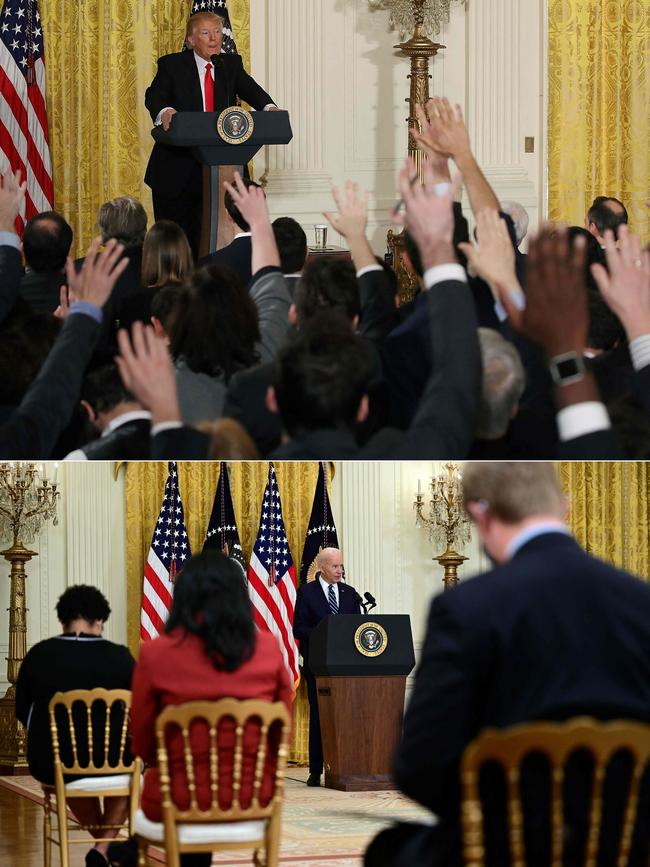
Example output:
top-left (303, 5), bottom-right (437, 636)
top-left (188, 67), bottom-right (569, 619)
top-left (317, 547), bottom-right (344, 584)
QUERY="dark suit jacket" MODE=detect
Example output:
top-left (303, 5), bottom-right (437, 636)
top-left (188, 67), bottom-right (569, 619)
top-left (293, 580), bottom-right (361, 674)
top-left (635, 363), bottom-right (650, 416)
top-left (395, 532), bottom-right (650, 865)
top-left (19, 269), bottom-right (66, 315)
top-left (199, 235), bottom-right (253, 286)
top-left (0, 312), bottom-right (100, 459)
top-left (0, 243), bottom-right (22, 325)
top-left (81, 418), bottom-right (152, 459)
top-left (144, 51), bottom-right (273, 198)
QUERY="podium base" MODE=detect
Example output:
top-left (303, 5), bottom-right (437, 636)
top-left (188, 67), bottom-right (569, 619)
top-left (324, 773), bottom-right (397, 792)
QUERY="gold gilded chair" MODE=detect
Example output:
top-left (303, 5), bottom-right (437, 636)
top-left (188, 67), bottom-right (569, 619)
top-left (460, 716), bottom-right (650, 867)
top-left (43, 688), bottom-right (141, 867)
top-left (134, 698), bottom-right (291, 867)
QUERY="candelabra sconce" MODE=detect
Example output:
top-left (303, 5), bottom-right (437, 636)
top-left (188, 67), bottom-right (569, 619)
top-left (414, 463), bottom-right (471, 590)
top-left (0, 462), bottom-right (59, 773)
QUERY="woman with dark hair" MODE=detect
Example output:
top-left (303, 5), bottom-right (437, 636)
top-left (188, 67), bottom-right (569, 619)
top-left (15, 585), bottom-right (135, 867)
top-left (116, 220), bottom-right (193, 335)
top-left (169, 262), bottom-right (290, 426)
top-left (123, 550), bottom-right (293, 867)
top-left (141, 219), bottom-right (193, 290)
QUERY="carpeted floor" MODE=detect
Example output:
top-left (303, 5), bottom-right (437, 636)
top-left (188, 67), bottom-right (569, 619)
top-left (0, 767), bottom-right (434, 866)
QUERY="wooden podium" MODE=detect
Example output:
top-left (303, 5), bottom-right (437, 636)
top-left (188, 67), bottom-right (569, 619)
top-left (309, 614), bottom-right (415, 791)
top-left (151, 110), bottom-right (292, 258)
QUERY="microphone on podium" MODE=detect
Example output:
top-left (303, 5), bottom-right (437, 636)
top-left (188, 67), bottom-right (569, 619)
top-left (364, 592), bottom-right (377, 612)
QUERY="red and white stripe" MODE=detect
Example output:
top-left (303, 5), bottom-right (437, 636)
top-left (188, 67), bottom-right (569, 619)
top-left (248, 556), bottom-right (299, 685)
top-left (140, 547), bottom-right (175, 642)
top-left (0, 41), bottom-right (54, 233)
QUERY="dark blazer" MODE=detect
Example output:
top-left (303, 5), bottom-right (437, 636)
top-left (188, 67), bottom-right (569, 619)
top-left (394, 532), bottom-right (650, 866)
top-left (80, 418), bottom-right (152, 460)
top-left (634, 362), bottom-right (650, 416)
top-left (15, 634), bottom-right (135, 785)
top-left (0, 312), bottom-right (100, 459)
top-left (144, 51), bottom-right (273, 198)
top-left (199, 235), bottom-right (253, 286)
top-left (19, 269), bottom-right (66, 315)
top-left (293, 580), bottom-right (361, 673)
top-left (0, 243), bottom-right (22, 325)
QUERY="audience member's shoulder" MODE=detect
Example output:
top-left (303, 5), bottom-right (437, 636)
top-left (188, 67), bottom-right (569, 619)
top-left (255, 629), bottom-right (286, 660)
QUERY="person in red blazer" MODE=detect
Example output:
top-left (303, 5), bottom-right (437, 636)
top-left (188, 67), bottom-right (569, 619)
top-left (128, 550), bottom-right (293, 867)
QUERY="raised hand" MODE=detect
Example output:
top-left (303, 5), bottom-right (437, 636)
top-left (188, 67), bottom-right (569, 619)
top-left (393, 157), bottom-right (462, 270)
top-left (410, 103), bottom-right (452, 183)
top-left (116, 322), bottom-right (181, 423)
top-left (323, 180), bottom-right (369, 240)
top-left (223, 171), bottom-right (270, 230)
top-left (65, 237), bottom-right (129, 309)
top-left (501, 224), bottom-right (588, 357)
top-left (418, 97), bottom-right (472, 162)
top-left (458, 209), bottom-right (525, 309)
top-left (591, 224), bottom-right (650, 341)
top-left (0, 168), bottom-right (27, 233)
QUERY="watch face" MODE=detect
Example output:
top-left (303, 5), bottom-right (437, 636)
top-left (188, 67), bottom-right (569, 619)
top-left (555, 357), bottom-right (582, 379)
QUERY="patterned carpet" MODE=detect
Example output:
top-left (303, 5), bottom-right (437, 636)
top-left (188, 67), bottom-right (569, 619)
top-left (0, 767), bottom-right (434, 866)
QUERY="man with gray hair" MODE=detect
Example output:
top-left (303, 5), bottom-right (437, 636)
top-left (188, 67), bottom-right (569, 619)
top-left (500, 200), bottom-right (529, 248)
top-left (97, 196), bottom-right (147, 248)
top-left (473, 327), bottom-right (526, 444)
top-left (366, 462), bottom-right (650, 867)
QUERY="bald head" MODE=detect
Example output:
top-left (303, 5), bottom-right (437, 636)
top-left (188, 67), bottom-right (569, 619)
top-left (317, 547), bottom-right (344, 584)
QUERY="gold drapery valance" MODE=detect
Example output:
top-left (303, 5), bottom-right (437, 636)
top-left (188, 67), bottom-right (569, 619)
top-left (40, 0), bottom-right (251, 258)
top-left (124, 461), bottom-right (328, 764)
top-left (548, 0), bottom-right (649, 241)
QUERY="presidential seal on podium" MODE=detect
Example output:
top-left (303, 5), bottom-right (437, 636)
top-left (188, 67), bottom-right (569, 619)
top-left (217, 107), bottom-right (254, 145)
top-left (354, 622), bottom-right (388, 658)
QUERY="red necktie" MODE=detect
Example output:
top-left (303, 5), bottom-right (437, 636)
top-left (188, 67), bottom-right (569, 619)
top-left (204, 62), bottom-right (214, 112)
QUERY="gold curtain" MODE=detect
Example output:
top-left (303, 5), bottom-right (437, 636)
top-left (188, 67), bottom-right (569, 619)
top-left (547, 0), bottom-right (650, 241)
top-left (123, 461), bottom-right (326, 763)
top-left (557, 461), bottom-right (649, 581)
top-left (40, 0), bottom-right (251, 258)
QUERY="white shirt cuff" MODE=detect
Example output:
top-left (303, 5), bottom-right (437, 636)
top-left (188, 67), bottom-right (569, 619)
top-left (557, 402), bottom-right (611, 442)
top-left (356, 264), bottom-right (383, 278)
top-left (423, 263), bottom-right (467, 289)
top-left (154, 107), bottom-right (175, 126)
top-left (151, 421), bottom-right (183, 437)
top-left (263, 104), bottom-right (277, 111)
top-left (63, 449), bottom-right (88, 461)
top-left (629, 334), bottom-right (650, 371)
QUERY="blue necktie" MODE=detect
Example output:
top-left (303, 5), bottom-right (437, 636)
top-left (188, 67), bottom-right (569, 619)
top-left (327, 584), bottom-right (338, 615)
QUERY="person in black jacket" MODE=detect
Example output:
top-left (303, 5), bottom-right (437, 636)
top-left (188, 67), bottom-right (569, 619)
top-left (365, 462), bottom-right (650, 867)
top-left (16, 585), bottom-right (135, 867)
top-left (293, 548), bottom-right (361, 786)
top-left (144, 10), bottom-right (276, 256)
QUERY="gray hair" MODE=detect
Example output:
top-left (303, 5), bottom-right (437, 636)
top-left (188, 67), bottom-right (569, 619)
top-left (500, 200), bottom-right (529, 246)
top-left (97, 196), bottom-right (147, 247)
top-left (476, 328), bottom-right (526, 439)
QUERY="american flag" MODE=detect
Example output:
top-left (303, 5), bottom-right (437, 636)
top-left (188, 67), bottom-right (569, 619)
top-left (190, 0), bottom-right (238, 53)
top-left (0, 0), bottom-right (54, 234)
top-left (247, 463), bottom-right (299, 685)
top-left (203, 461), bottom-right (246, 577)
top-left (140, 462), bottom-right (192, 641)
top-left (300, 462), bottom-right (339, 585)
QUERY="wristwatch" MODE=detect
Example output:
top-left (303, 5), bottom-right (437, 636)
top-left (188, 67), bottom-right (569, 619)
top-left (548, 351), bottom-right (586, 385)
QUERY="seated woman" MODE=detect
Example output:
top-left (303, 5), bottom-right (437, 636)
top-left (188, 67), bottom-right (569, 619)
top-left (116, 549), bottom-right (293, 867)
top-left (15, 584), bottom-right (135, 867)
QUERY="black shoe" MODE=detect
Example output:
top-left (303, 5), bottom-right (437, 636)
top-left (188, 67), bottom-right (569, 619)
top-left (307, 773), bottom-right (321, 786)
top-left (106, 837), bottom-right (138, 867)
top-left (85, 850), bottom-right (108, 867)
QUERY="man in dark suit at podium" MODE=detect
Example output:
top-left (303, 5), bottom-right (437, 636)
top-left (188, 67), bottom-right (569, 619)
top-left (293, 547), bottom-right (362, 786)
top-left (144, 11), bottom-right (276, 257)
top-left (365, 462), bottom-right (650, 867)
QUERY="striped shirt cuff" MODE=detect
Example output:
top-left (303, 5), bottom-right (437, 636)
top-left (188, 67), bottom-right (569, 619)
top-left (629, 334), bottom-right (650, 372)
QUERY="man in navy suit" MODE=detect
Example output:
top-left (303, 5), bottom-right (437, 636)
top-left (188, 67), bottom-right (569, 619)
top-left (144, 11), bottom-right (276, 257)
top-left (365, 462), bottom-right (650, 867)
top-left (293, 547), bottom-right (362, 786)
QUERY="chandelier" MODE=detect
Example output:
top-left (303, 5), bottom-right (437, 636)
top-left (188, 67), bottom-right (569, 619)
top-left (0, 462), bottom-right (59, 545)
top-left (367, 0), bottom-right (465, 39)
top-left (414, 463), bottom-right (471, 589)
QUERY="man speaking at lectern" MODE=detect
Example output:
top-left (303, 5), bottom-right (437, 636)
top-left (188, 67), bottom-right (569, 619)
top-left (293, 547), bottom-right (362, 787)
top-left (144, 11), bottom-right (277, 256)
